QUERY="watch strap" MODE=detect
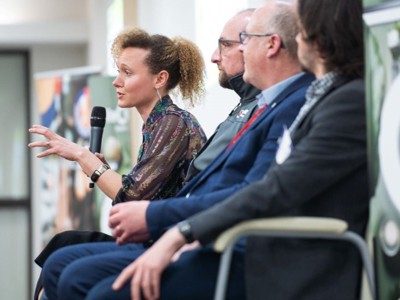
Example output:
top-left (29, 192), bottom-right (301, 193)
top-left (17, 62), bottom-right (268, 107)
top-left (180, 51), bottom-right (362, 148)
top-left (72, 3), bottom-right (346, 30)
top-left (90, 164), bottom-right (110, 183)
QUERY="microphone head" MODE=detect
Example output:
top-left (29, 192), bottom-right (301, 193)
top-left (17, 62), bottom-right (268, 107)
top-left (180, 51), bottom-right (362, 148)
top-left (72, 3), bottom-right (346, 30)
top-left (90, 106), bottom-right (106, 128)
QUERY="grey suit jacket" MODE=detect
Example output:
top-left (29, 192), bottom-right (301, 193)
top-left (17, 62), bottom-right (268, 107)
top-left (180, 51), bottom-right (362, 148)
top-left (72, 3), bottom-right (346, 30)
top-left (188, 77), bottom-right (369, 300)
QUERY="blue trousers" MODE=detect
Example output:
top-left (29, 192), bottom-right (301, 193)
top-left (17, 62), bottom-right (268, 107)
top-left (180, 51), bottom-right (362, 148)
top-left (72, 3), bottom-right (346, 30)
top-left (42, 241), bottom-right (245, 300)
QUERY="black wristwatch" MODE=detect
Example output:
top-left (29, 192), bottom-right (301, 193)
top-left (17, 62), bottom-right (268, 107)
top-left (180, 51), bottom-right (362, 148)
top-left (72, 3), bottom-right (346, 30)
top-left (177, 221), bottom-right (195, 243)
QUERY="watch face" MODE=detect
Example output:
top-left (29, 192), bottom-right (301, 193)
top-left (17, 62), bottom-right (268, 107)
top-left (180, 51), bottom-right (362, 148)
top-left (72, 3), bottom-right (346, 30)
top-left (178, 221), bottom-right (193, 243)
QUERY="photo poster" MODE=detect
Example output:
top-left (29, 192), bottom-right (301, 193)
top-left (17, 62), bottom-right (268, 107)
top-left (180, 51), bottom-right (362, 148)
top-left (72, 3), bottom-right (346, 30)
top-left (88, 75), bottom-right (134, 235)
top-left (364, 3), bottom-right (400, 299)
top-left (34, 68), bottom-right (133, 248)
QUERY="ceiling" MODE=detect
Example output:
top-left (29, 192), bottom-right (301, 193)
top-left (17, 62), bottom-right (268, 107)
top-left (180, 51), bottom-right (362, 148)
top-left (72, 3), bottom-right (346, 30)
top-left (0, 0), bottom-right (90, 45)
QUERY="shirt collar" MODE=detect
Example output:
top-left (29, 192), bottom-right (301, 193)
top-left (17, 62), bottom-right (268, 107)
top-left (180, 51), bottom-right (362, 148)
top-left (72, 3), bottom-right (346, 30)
top-left (145, 96), bottom-right (173, 127)
top-left (257, 72), bottom-right (305, 108)
top-left (305, 71), bottom-right (339, 102)
top-left (228, 73), bottom-right (261, 103)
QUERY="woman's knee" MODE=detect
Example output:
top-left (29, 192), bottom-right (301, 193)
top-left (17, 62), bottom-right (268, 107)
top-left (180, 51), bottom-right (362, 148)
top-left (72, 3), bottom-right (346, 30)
top-left (57, 261), bottom-right (88, 300)
top-left (42, 248), bottom-right (68, 285)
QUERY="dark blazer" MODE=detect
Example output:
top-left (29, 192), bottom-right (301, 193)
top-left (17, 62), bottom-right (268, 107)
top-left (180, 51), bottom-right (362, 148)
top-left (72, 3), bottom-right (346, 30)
top-left (146, 73), bottom-right (315, 240)
top-left (188, 77), bottom-right (369, 300)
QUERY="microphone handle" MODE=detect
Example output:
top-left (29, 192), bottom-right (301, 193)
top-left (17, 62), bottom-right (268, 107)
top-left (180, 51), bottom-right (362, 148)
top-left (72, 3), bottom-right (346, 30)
top-left (89, 126), bottom-right (104, 188)
top-left (89, 127), bottom-right (104, 153)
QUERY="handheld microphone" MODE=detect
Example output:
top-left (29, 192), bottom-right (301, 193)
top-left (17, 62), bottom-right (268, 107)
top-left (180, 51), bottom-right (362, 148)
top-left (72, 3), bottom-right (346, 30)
top-left (89, 106), bottom-right (106, 188)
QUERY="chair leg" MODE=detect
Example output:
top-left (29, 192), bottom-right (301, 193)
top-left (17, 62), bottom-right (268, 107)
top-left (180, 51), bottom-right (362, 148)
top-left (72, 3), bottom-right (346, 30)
top-left (33, 272), bottom-right (43, 300)
top-left (214, 244), bottom-right (235, 300)
top-left (342, 231), bottom-right (375, 298)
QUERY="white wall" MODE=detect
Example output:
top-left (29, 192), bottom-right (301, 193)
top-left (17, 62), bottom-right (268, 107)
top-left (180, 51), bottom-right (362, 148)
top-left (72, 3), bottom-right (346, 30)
top-left (30, 44), bottom-right (87, 73)
top-left (0, 0), bottom-right (87, 24)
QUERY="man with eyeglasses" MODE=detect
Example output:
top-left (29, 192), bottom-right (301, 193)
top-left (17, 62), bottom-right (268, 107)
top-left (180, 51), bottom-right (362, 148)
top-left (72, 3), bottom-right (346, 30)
top-left (185, 8), bottom-right (261, 180)
top-left (39, 3), bottom-right (314, 299)
top-left (239, 31), bottom-right (286, 48)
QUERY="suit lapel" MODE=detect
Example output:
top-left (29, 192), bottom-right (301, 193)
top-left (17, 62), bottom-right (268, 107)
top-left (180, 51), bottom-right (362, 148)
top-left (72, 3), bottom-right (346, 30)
top-left (245, 73), bottom-right (313, 131)
top-left (187, 73), bottom-right (313, 192)
top-left (291, 76), bottom-right (350, 131)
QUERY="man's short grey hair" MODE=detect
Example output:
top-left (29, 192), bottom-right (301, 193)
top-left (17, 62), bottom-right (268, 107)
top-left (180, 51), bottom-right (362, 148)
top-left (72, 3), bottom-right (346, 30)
top-left (266, 0), bottom-right (298, 59)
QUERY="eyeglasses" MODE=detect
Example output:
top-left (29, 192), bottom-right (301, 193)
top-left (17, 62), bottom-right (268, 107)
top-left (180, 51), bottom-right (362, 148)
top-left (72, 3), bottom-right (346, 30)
top-left (218, 38), bottom-right (241, 54)
top-left (239, 31), bottom-right (286, 48)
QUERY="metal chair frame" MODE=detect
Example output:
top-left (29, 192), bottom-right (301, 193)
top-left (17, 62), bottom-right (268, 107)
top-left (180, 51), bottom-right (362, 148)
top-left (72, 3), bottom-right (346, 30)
top-left (213, 217), bottom-right (375, 300)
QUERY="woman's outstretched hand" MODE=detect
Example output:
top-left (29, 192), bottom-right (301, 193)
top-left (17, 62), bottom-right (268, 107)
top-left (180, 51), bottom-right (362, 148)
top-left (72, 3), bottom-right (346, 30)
top-left (28, 124), bottom-right (85, 161)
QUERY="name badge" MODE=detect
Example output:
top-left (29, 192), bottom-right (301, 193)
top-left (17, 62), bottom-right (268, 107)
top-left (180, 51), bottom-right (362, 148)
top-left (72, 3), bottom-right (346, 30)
top-left (275, 127), bottom-right (292, 165)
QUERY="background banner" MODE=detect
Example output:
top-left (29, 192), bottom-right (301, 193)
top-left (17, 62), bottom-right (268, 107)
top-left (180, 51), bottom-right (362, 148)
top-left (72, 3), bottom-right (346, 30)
top-left (34, 68), bottom-right (134, 248)
top-left (364, 2), bottom-right (400, 299)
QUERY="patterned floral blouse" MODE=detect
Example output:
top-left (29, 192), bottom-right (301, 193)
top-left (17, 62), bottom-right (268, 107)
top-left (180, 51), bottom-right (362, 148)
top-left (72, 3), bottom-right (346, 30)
top-left (114, 96), bottom-right (206, 203)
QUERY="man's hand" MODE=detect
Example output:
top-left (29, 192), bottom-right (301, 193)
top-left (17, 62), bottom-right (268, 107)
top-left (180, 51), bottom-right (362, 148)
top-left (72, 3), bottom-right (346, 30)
top-left (109, 201), bottom-right (151, 244)
top-left (171, 241), bottom-right (200, 262)
top-left (112, 227), bottom-right (187, 300)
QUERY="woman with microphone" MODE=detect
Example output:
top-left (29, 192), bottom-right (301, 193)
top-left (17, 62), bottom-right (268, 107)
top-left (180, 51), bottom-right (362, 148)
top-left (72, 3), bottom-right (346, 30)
top-left (29, 27), bottom-right (207, 300)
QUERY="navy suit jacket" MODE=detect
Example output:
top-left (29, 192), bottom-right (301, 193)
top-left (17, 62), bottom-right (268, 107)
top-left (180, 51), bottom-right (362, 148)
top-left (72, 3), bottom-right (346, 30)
top-left (146, 73), bottom-right (314, 240)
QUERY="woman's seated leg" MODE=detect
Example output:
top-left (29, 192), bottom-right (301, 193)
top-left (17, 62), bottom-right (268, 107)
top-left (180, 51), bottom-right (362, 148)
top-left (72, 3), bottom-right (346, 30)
top-left (42, 242), bottom-right (144, 300)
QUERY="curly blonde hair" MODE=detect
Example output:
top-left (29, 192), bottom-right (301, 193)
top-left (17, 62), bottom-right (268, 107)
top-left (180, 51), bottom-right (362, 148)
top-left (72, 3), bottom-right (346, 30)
top-left (111, 28), bottom-right (205, 107)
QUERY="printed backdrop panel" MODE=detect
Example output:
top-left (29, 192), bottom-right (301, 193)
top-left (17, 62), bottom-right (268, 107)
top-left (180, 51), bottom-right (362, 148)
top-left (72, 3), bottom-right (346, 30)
top-left (34, 68), bottom-right (133, 248)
